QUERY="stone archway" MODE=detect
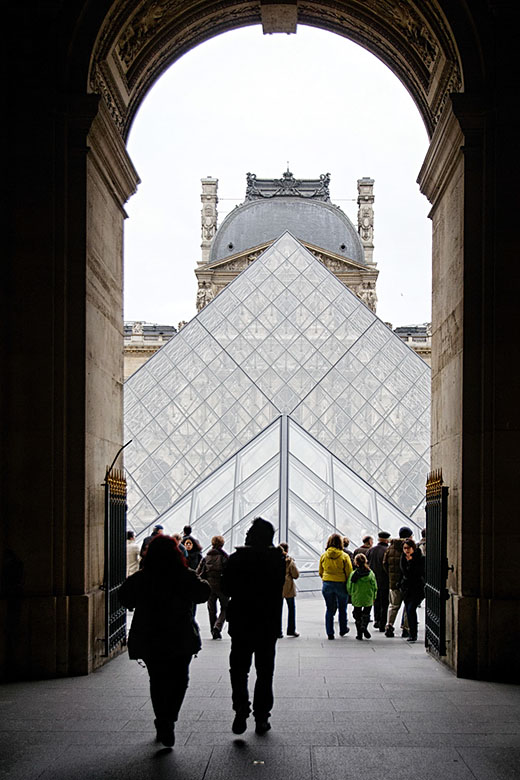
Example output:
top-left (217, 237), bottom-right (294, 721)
top-left (4, 1), bottom-right (517, 682)
top-left (88, 1), bottom-right (463, 139)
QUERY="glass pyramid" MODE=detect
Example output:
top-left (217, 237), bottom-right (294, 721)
top-left (124, 232), bottom-right (431, 553)
top-left (151, 416), bottom-right (418, 588)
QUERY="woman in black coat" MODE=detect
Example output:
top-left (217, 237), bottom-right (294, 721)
top-left (119, 535), bottom-right (210, 747)
top-left (399, 538), bottom-right (425, 643)
top-left (184, 537), bottom-right (203, 570)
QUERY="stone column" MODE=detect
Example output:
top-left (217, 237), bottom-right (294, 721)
top-left (199, 177), bottom-right (218, 266)
top-left (0, 93), bottom-right (139, 679)
top-left (418, 93), bottom-right (520, 681)
top-left (357, 177), bottom-right (375, 267)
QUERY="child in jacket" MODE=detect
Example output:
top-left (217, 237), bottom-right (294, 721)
top-left (347, 553), bottom-right (378, 640)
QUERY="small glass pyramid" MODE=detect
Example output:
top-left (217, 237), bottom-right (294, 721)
top-left (124, 232), bottom-right (430, 551)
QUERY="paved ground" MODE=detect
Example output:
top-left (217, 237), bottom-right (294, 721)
top-left (1, 594), bottom-right (520, 780)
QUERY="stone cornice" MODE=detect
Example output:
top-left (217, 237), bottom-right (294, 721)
top-left (417, 97), bottom-right (463, 211)
top-left (200, 239), bottom-right (370, 273)
top-left (87, 99), bottom-right (140, 209)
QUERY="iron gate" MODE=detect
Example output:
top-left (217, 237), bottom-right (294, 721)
top-left (103, 467), bottom-right (127, 656)
top-left (424, 469), bottom-right (450, 655)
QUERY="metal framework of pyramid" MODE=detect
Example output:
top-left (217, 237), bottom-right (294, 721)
top-left (124, 232), bottom-right (430, 562)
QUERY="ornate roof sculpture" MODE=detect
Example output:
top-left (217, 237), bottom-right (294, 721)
top-left (125, 233), bottom-right (430, 563)
top-left (244, 170), bottom-right (331, 202)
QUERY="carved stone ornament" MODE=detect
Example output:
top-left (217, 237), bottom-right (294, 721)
top-left (196, 281), bottom-right (215, 312)
top-left (116, 0), bottom-right (178, 71)
top-left (357, 282), bottom-right (378, 312)
top-left (245, 170), bottom-right (331, 201)
top-left (202, 218), bottom-right (216, 242)
top-left (371, 0), bottom-right (439, 69)
top-left (91, 65), bottom-right (125, 134)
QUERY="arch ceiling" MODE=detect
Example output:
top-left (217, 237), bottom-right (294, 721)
top-left (89, 1), bottom-right (462, 139)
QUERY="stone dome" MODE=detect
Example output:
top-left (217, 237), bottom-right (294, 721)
top-left (210, 196), bottom-right (366, 265)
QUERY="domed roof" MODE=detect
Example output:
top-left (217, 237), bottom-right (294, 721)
top-left (209, 172), bottom-right (366, 266)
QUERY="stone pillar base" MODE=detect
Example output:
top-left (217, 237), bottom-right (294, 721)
top-left (436, 594), bottom-right (520, 682)
top-left (0, 589), bottom-right (122, 680)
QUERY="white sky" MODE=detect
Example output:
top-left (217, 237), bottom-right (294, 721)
top-left (124, 25), bottom-right (432, 329)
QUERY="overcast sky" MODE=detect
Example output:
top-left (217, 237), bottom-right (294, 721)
top-left (124, 25), bottom-right (432, 329)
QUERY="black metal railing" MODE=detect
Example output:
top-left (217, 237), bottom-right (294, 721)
top-left (424, 469), bottom-right (450, 656)
top-left (103, 468), bottom-right (127, 656)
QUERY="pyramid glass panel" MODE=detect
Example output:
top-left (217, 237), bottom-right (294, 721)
top-left (125, 233), bottom-right (430, 563)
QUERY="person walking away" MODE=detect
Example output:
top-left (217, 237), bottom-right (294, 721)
top-left (342, 537), bottom-right (355, 564)
top-left (139, 524), bottom-right (164, 563)
top-left (197, 535), bottom-right (229, 639)
top-left (366, 531), bottom-right (390, 631)
top-left (399, 539), bottom-right (425, 643)
top-left (347, 553), bottom-right (378, 640)
top-left (319, 533), bottom-right (353, 639)
top-left (279, 542), bottom-right (300, 637)
top-left (126, 531), bottom-right (140, 577)
top-left (118, 535), bottom-right (210, 747)
top-left (221, 517), bottom-right (286, 736)
top-left (353, 534), bottom-right (374, 558)
top-left (383, 526), bottom-right (414, 638)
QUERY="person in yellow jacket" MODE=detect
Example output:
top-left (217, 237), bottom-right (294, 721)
top-left (319, 533), bottom-right (353, 639)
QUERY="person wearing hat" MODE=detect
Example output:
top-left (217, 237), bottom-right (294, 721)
top-left (382, 526), bottom-right (413, 637)
top-left (221, 517), bottom-right (286, 736)
top-left (367, 531), bottom-right (391, 631)
top-left (139, 524), bottom-right (164, 563)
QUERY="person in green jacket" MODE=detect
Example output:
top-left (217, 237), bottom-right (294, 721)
top-left (347, 553), bottom-right (378, 640)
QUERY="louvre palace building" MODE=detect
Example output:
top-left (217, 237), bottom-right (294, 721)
top-left (123, 172), bottom-right (431, 379)
top-left (124, 171), bottom-right (431, 582)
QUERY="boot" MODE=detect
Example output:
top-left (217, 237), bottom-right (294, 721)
top-left (362, 615), bottom-right (371, 639)
top-left (232, 711), bottom-right (248, 734)
top-left (154, 719), bottom-right (175, 747)
top-left (355, 620), bottom-right (363, 640)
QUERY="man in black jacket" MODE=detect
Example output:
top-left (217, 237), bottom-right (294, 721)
top-left (367, 531), bottom-right (390, 631)
top-left (221, 517), bottom-right (286, 736)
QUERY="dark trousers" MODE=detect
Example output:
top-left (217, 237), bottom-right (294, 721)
top-left (281, 597), bottom-right (296, 635)
top-left (353, 605), bottom-right (371, 626)
top-left (145, 654), bottom-right (192, 725)
top-left (373, 588), bottom-right (389, 627)
top-left (229, 635), bottom-right (277, 721)
top-left (404, 598), bottom-right (422, 639)
top-left (208, 588), bottom-right (229, 632)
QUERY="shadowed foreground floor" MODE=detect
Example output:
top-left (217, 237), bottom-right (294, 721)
top-left (1, 595), bottom-right (519, 779)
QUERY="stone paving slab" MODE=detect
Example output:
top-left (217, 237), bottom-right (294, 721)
top-left (1, 596), bottom-right (519, 779)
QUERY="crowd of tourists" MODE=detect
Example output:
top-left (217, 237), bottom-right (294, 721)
top-left (319, 526), bottom-right (425, 643)
top-left (121, 519), bottom-right (425, 748)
